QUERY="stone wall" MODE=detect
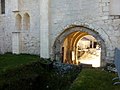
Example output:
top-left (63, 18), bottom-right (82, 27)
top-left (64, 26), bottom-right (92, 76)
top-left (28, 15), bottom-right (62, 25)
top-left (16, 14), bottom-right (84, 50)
top-left (4, 0), bottom-right (40, 55)
top-left (0, 0), bottom-right (120, 63)
top-left (49, 0), bottom-right (120, 63)
top-left (0, 15), bottom-right (5, 54)
top-left (20, 32), bottom-right (40, 55)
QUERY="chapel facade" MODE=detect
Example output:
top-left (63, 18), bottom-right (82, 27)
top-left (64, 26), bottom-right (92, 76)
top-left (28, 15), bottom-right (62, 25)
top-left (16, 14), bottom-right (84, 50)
top-left (0, 0), bottom-right (120, 67)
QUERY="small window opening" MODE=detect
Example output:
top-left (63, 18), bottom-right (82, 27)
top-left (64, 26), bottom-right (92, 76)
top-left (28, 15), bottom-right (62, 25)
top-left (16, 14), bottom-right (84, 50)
top-left (1, 0), bottom-right (5, 14)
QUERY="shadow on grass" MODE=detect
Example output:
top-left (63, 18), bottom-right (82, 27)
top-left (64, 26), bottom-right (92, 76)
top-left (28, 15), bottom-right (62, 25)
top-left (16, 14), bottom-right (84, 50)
top-left (0, 53), bottom-right (81, 90)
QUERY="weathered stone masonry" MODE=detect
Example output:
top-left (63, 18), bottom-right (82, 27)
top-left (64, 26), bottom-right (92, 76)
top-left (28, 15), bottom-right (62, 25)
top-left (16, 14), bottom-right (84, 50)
top-left (0, 0), bottom-right (120, 67)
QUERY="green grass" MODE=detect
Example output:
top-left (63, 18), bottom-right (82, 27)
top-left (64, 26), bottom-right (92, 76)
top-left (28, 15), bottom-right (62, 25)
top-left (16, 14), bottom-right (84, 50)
top-left (0, 53), bottom-right (39, 73)
top-left (69, 68), bottom-right (120, 90)
top-left (0, 53), bottom-right (78, 90)
top-left (1, 53), bottom-right (120, 90)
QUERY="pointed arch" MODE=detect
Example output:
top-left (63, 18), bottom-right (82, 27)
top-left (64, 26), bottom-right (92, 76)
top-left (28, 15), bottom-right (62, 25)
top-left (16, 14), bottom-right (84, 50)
top-left (23, 13), bottom-right (30, 30)
top-left (16, 14), bottom-right (22, 31)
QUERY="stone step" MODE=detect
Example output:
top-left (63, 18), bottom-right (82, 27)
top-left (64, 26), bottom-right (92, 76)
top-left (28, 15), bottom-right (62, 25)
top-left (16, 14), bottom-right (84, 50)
top-left (81, 63), bottom-right (92, 68)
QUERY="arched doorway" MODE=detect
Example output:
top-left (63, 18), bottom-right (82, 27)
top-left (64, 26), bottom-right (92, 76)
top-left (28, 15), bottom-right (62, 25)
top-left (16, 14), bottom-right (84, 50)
top-left (76, 35), bottom-right (101, 67)
top-left (53, 26), bottom-right (106, 67)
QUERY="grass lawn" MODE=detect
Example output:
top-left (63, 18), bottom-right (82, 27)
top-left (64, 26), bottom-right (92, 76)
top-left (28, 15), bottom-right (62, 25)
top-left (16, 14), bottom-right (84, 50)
top-left (0, 53), bottom-right (39, 73)
top-left (0, 53), bottom-right (78, 90)
top-left (69, 68), bottom-right (120, 90)
top-left (1, 53), bottom-right (120, 90)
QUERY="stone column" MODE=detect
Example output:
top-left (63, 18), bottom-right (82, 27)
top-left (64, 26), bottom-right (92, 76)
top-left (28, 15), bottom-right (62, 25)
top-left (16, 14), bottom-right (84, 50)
top-left (12, 32), bottom-right (20, 54)
top-left (40, 0), bottom-right (49, 58)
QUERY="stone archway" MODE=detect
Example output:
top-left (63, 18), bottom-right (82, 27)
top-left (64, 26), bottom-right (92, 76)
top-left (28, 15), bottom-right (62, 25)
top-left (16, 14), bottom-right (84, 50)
top-left (53, 25), bottom-right (106, 67)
